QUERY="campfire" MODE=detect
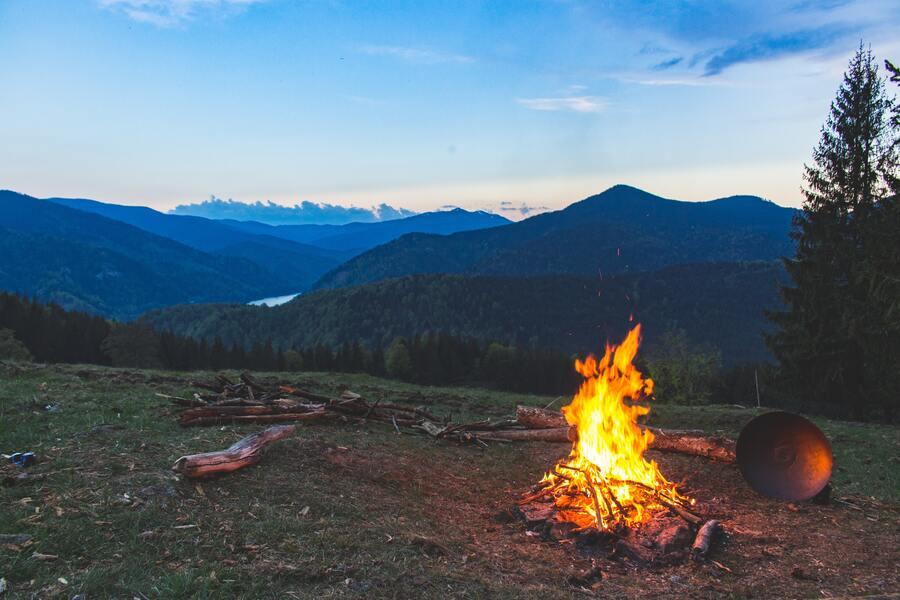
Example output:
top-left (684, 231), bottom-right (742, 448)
top-left (536, 325), bottom-right (693, 532)
top-left (516, 325), bottom-right (723, 571)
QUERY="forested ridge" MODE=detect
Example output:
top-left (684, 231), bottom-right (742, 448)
top-left (0, 191), bottom-right (289, 318)
top-left (313, 185), bottom-right (795, 291)
top-left (143, 261), bottom-right (787, 365)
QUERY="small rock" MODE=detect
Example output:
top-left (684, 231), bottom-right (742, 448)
top-left (0, 577), bottom-right (7, 594)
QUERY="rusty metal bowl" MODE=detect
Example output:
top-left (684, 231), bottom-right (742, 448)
top-left (736, 411), bottom-right (833, 502)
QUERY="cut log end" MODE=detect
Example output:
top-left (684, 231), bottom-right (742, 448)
top-left (691, 519), bottom-right (721, 561)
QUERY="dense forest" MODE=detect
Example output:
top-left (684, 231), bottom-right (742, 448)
top-left (1, 290), bottom-right (773, 405)
top-left (0, 291), bottom-right (577, 394)
top-left (143, 261), bottom-right (787, 365)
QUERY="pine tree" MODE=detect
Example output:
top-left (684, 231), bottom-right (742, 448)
top-left (385, 337), bottom-right (413, 380)
top-left (767, 46), bottom-right (898, 420)
top-left (0, 328), bottom-right (33, 362)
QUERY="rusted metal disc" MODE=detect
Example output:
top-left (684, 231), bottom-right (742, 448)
top-left (736, 411), bottom-right (833, 502)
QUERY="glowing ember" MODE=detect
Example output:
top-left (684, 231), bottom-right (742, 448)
top-left (538, 325), bottom-right (691, 531)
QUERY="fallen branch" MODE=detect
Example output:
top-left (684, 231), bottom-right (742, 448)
top-left (172, 425), bottom-right (295, 478)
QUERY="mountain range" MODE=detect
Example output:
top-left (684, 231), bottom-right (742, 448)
top-left (312, 185), bottom-right (795, 290)
top-left (221, 208), bottom-right (510, 254)
top-left (48, 196), bottom-right (352, 292)
top-left (1, 184), bottom-right (797, 362)
top-left (0, 191), bottom-right (286, 318)
top-left (0, 191), bottom-right (513, 318)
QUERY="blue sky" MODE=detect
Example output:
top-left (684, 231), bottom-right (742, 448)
top-left (1, 0), bottom-right (898, 217)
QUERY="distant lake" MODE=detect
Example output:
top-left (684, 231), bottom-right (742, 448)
top-left (248, 292), bottom-right (302, 307)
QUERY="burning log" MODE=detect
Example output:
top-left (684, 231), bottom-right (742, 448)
top-left (691, 519), bottom-right (721, 560)
top-left (514, 405), bottom-right (736, 463)
top-left (172, 425), bottom-right (295, 478)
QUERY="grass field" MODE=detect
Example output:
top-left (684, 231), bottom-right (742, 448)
top-left (1, 362), bottom-right (898, 598)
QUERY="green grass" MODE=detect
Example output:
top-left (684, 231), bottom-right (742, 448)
top-left (1, 362), bottom-right (897, 599)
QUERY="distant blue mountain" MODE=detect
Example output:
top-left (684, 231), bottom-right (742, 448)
top-left (0, 191), bottom-right (289, 318)
top-left (222, 208), bottom-right (511, 254)
top-left (312, 184), bottom-right (797, 290)
top-left (48, 197), bottom-right (352, 291)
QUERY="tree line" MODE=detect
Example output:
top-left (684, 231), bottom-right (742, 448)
top-left (0, 291), bottom-right (578, 394)
top-left (0, 290), bottom-right (796, 411)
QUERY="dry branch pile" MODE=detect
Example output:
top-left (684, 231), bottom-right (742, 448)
top-left (162, 373), bottom-right (736, 463)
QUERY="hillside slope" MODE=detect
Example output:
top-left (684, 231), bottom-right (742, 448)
top-left (221, 208), bottom-right (511, 254)
top-left (48, 196), bottom-right (350, 290)
top-left (143, 261), bottom-right (787, 364)
top-left (312, 185), bottom-right (795, 290)
top-left (0, 191), bottom-right (288, 318)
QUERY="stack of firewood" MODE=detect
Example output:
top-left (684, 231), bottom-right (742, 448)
top-left (161, 373), bottom-right (736, 463)
top-left (159, 372), bottom-right (443, 428)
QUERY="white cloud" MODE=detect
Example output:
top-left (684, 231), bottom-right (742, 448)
top-left (98, 0), bottom-right (267, 26)
top-left (516, 96), bottom-right (607, 113)
top-left (357, 44), bottom-right (476, 65)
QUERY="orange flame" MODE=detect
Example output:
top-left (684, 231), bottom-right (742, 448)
top-left (539, 324), bottom-right (690, 531)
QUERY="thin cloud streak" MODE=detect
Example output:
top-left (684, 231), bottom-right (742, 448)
top-left (98, 0), bottom-right (268, 26)
top-left (516, 96), bottom-right (608, 113)
top-left (357, 44), bottom-right (476, 64)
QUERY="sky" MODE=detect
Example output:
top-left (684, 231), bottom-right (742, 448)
top-left (1, 0), bottom-right (898, 218)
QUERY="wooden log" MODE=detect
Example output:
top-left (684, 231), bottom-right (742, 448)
top-left (649, 430), bottom-right (736, 463)
top-left (476, 428), bottom-right (577, 442)
top-left (516, 405), bottom-right (702, 434)
top-left (691, 519), bottom-right (721, 560)
top-left (514, 405), bottom-right (734, 462)
top-left (179, 403), bottom-right (313, 418)
top-left (172, 425), bottom-right (295, 478)
top-left (155, 392), bottom-right (206, 407)
top-left (516, 405), bottom-right (570, 429)
top-left (278, 385), bottom-right (333, 404)
top-left (179, 412), bottom-right (332, 427)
